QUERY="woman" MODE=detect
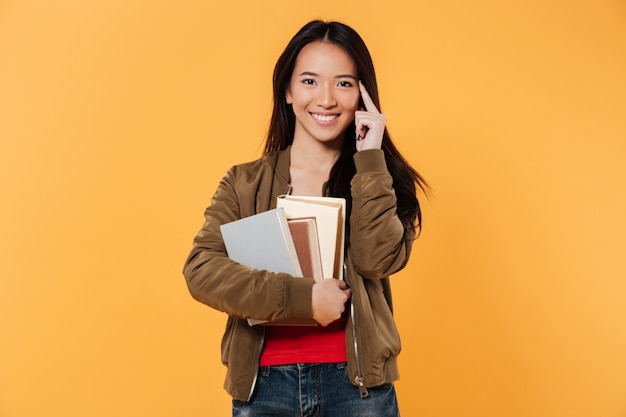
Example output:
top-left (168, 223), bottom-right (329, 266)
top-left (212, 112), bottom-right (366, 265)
top-left (184, 20), bottom-right (428, 416)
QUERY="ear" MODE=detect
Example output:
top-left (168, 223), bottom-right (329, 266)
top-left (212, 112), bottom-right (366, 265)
top-left (285, 88), bottom-right (293, 104)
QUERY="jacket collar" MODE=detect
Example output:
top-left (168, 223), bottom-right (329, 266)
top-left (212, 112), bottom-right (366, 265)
top-left (275, 145), bottom-right (291, 187)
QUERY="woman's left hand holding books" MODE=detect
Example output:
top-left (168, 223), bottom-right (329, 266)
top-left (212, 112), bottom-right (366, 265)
top-left (311, 278), bottom-right (352, 327)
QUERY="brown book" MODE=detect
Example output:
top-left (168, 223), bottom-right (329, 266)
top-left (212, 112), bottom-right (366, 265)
top-left (287, 218), bottom-right (323, 280)
top-left (262, 218), bottom-right (323, 326)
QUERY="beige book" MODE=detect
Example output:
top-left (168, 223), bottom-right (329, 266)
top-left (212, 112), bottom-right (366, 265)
top-left (277, 195), bottom-right (346, 280)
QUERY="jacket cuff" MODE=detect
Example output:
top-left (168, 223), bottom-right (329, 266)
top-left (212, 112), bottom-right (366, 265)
top-left (353, 149), bottom-right (387, 173)
top-left (285, 277), bottom-right (314, 318)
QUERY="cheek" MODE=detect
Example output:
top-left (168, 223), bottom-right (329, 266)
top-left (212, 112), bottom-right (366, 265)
top-left (348, 94), bottom-right (360, 111)
top-left (288, 88), bottom-right (310, 106)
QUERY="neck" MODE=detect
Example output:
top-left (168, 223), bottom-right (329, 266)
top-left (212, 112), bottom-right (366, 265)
top-left (288, 137), bottom-right (344, 196)
top-left (290, 137), bottom-right (343, 174)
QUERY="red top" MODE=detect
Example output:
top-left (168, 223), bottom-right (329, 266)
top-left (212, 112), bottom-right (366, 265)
top-left (259, 318), bottom-right (347, 366)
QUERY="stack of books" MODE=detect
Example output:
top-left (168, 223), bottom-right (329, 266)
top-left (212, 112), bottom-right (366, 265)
top-left (220, 196), bottom-right (346, 326)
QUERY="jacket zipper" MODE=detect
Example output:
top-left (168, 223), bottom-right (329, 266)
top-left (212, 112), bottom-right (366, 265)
top-left (345, 262), bottom-right (369, 399)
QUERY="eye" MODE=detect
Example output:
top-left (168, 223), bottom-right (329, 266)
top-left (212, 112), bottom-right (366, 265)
top-left (337, 80), bottom-right (353, 88)
top-left (302, 78), bottom-right (316, 85)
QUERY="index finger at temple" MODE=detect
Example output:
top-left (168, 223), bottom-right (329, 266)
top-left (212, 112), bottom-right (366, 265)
top-left (359, 81), bottom-right (380, 114)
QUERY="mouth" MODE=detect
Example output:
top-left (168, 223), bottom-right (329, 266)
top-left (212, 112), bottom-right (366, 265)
top-left (310, 113), bottom-right (339, 123)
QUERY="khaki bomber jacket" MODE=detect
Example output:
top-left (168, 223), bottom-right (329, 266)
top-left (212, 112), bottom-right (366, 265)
top-left (183, 147), bottom-right (414, 402)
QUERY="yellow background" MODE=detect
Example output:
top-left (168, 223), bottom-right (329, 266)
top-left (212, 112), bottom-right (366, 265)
top-left (1, 1), bottom-right (625, 416)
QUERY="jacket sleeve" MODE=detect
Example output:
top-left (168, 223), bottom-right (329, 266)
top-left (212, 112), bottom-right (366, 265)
top-left (182, 167), bottom-right (314, 321)
top-left (348, 149), bottom-right (414, 279)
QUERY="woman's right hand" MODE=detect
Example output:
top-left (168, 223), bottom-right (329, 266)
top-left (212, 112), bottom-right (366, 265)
top-left (311, 278), bottom-right (352, 326)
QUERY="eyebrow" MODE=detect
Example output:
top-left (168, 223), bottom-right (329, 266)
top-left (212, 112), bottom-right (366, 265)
top-left (297, 71), bottom-right (358, 80)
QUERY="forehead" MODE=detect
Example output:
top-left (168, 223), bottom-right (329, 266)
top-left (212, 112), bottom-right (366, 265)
top-left (293, 41), bottom-right (356, 75)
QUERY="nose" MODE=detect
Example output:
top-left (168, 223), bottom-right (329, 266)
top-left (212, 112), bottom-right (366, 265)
top-left (317, 83), bottom-right (337, 108)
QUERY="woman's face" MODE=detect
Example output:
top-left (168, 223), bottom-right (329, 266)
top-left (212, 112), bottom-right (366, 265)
top-left (286, 41), bottom-right (360, 146)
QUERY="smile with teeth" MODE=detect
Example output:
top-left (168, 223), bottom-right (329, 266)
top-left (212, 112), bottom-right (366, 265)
top-left (311, 113), bottom-right (339, 122)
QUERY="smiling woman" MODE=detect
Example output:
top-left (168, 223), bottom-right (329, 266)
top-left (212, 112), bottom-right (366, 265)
top-left (182, 20), bottom-right (428, 417)
top-left (286, 41), bottom-right (361, 196)
top-left (286, 42), bottom-right (360, 148)
top-left (2, 1), bottom-right (626, 416)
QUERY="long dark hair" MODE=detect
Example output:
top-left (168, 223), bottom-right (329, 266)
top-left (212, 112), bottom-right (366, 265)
top-left (265, 20), bottom-right (428, 237)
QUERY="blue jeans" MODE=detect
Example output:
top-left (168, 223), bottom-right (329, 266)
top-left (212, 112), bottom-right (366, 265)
top-left (232, 362), bottom-right (400, 417)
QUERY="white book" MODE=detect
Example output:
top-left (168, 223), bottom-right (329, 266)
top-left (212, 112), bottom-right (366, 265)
top-left (220, 208), bottom-right (304, 326)
top-left (220, 207), bottom-right (303, 278)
